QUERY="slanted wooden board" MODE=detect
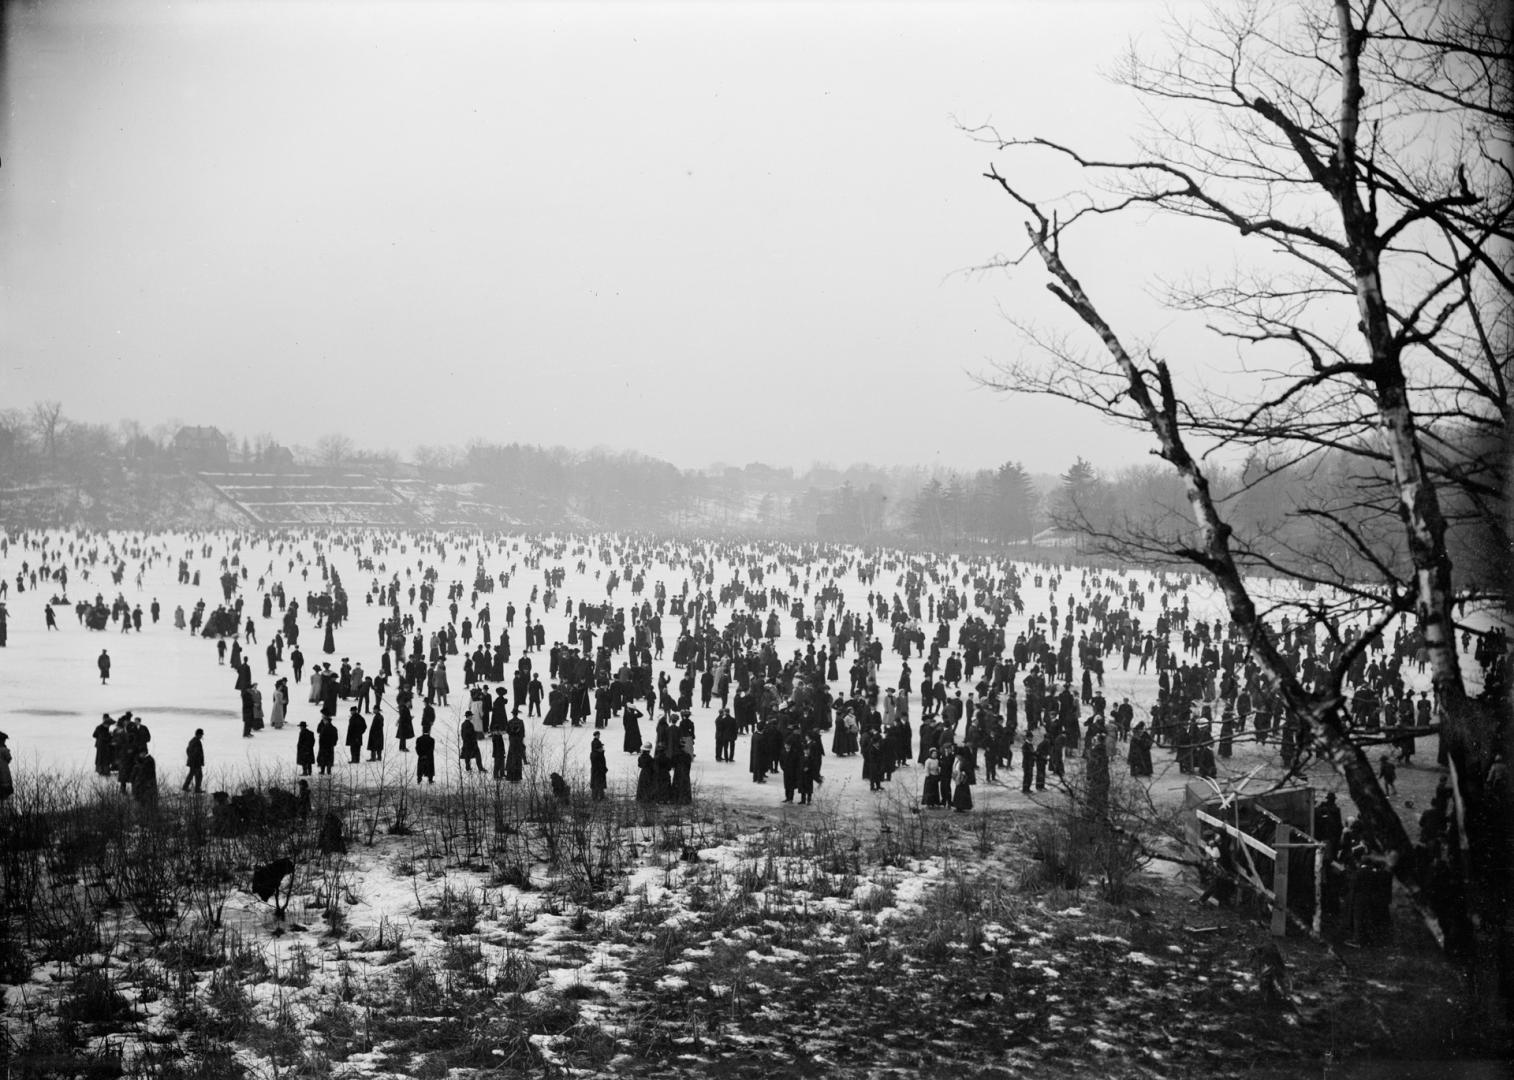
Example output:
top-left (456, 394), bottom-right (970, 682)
top-left (1187, 785), bottom-right (1322, 936)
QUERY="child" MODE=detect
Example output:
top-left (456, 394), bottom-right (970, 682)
top-left (1378, 753), bottom-right (1398, 797)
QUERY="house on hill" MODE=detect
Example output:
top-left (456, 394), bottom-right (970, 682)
top-left (260, 443), bottom-right (297, 469)
top-left (172, 426), bottom-right (230, 468)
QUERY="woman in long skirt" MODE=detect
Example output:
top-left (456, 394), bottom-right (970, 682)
top-left (506, 719), bottom-right (527, 782)
top-left (269, 680), bottom-right (288, 730)
top-left (921, 749), bottom-right (941, 807)
top-left (622, 704), bottom-right (644, 755)
top-left (635, 745), bottom-right (656, 802)
top-left (951, 748), bottom-right (974, 813)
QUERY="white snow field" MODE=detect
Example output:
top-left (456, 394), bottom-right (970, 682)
top-left (0, 528), bottom-right (1466, 814)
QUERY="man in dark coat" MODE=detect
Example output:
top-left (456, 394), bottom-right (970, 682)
top-left (1314, 791), bottom-right (1344, 862)
top-left (1087, 733), bottom-right (1110, 819)
top-left (345, 708), bottom-right (367, 764)
top-left (799, 733), bottom-right (822, 805)
top-left (183, 729), bottom-right (205, 793)
top-left (512, 667), bottom-right (529, 717)
top-left (672, 714), bottom-right (695, 804)
top-left (366, 707), bottom-right (385, 762)
top-left (296, 721), bottom-right (315, 776)
top-left (714, 706), bottom-right (736, 762)
top-left (459, 718), bottom-right (483, 772)
top-left (937, 738), bottom-right (955, 806)
top-left (92, 715), bottom-right (114, 775)
top-left (780, 734), bottom-right (805, 804)
top-left (1113, 697), bottom-right (1134, 740)
top-left (1035, 732), bottom-right (1052, 790)
top-left (415, 728), bottom-right (436, 784)
top-left (241, 686), bottom-right (258, 738)
top-left (861, 729), bottom-right (884, 792)
top-left (1194, 737), bottom-right (1217, 780)
top-left (316, 716), bottom-right (338, 774)
top-left (590, 732), bottom-right (608, 800)
top-left (321, 668), bottom-right (339, 717)
top-left (98, 648), bottom-right (111, 684)
top-left (750, 717), bottom-right (772, 783)
top-left (395, 696), bottom-right (414, 752)
top-left (1128, 722), bottom-right (1154, 777)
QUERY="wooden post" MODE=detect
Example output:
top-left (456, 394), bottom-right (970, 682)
top-left (1271, 823), bottom-right (1291, 937)
top-left (1308, 786), bottom-right (1320, 938)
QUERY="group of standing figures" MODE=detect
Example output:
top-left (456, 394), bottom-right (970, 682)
top-left (0, 529), bottom-right (1503, 863)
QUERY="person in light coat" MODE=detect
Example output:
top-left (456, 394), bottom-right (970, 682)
top-left (269, 679), bottom-right (288, 730)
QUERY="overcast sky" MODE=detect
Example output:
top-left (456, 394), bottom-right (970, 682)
top-left (2, 0), bottom-right (1208, 475)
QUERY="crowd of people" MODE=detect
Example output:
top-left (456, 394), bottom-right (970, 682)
top-left (0, 528), bottom-right (1505, 936)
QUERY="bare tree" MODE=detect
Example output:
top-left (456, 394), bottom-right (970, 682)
top-left (972, 0), bottom-right (1509, 979)
top-left (316, 433), bottom-right (355, 469)
top-left (0, 409), bottom-right (33, 470)
top-left (414, 444), bottom-right (459, 472)
top-left (31, 400), bottom-right (64, 465)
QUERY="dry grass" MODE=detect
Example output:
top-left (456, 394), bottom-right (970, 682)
top-left (0, 761), bottom-right (1505, 1078)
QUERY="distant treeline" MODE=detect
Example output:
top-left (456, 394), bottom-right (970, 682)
top-left (0, 404), bottom-right (1500, 587)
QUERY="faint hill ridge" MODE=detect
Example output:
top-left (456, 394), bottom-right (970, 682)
top-left (0, 472), bottom-right (247, 530)
top-left (201, 469), bottom-right (542, 528)
top-left (201, 470), bottom-right (424, 527)
top-left (0, 469), bottom-right (535, 530)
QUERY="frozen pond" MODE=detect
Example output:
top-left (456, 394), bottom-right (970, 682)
top-left (0, 530), bottom-right (1466, 816)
